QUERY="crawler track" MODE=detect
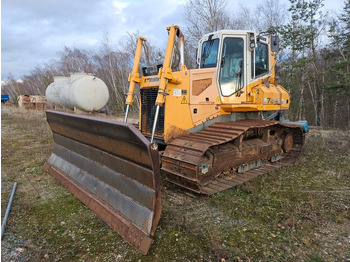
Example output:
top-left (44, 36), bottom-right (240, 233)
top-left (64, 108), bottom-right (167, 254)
top-left (161, 120), bottom-right (304, 195)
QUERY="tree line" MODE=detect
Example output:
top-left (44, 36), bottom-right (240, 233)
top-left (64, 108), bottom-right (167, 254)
top-left (2, 0), bottom-right (349, 129)
top-left (2, 31), bottom-right (162, 113)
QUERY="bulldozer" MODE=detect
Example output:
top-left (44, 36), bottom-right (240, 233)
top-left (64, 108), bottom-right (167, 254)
top-left (44, 25), bottom-right (307, 254)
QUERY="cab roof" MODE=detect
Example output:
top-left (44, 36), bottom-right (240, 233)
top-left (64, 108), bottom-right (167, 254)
top-left (201, 30), bottom-right (255, 39)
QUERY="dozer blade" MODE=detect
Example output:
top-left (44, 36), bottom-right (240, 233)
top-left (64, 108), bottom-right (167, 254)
top-left (43, 110), bottom-right (161, 255)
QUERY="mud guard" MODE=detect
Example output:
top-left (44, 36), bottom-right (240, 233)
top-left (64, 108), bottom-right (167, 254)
top-left (43, 110), bottom-right (161, 255)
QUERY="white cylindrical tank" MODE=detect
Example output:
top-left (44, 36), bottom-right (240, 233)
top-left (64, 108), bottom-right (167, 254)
top-left (46, 76), bottom-right (70, 106)
top-left (46, 73), bottom-right (109, 112)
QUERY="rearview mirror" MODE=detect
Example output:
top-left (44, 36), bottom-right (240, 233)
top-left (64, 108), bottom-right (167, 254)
top-left (271, 35), bottom-right (279, 52)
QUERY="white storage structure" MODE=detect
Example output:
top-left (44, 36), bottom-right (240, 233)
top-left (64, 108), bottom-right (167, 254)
top-left (46, 76), bottom-right (70, 106)
top-left (46, 73), bottom-right (109, 112)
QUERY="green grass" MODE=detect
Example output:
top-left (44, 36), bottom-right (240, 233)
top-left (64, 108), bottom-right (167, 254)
top-left (2, 107), bottom-right (350, 261)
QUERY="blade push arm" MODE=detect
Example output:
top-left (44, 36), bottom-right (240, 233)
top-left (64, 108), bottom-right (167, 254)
top-left (124, 36), bottom-right (147, 123)
top-left (155, 25), bottom-right (182, 106)
top-left (151, 25), bottom-right (184, 142)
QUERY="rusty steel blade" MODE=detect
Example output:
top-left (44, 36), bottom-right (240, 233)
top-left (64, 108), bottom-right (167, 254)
top-left (43, 110), bottom-right (161, 255)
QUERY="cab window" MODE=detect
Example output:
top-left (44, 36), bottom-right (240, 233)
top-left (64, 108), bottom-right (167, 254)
top-left (253, 42), bottom-right (269, 77)
top-left (219, 37), bottom-right (244, 96)
top-left (200, 38), bottom-right (219, 68)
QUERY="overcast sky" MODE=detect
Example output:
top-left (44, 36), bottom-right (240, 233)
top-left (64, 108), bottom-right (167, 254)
top-left (1, 0), bottom-right (345, 81)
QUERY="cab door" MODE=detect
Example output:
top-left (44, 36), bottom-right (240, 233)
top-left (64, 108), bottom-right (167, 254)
top-left (218, 36), bottom-right (245, 97)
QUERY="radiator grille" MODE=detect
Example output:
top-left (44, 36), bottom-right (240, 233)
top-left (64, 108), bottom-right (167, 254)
top-left (140, 88), bottom-right (164, 137)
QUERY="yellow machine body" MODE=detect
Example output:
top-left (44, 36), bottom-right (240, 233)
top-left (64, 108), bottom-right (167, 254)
top-left (136, 26), bottom-right (290, 142)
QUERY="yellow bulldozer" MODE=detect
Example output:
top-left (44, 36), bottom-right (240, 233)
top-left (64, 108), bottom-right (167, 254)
top-left (44, 25), bottom-right (307, 254)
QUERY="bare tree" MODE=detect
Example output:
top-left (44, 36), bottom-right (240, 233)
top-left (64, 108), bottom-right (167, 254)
top-left (256, 0), bottom-right (287, 30)
top-left (233, 6), bottom-right (255, 30)
top-left (99, 31), bottom-right (125, 112)
top-left (57, 47), bottom-right (94, 75)
top-left (1, 74), bottom-right (25, 101)
top-left (183, 0), bottom-right (232, 47)
top-left (234, 0), bottom-right (287, 32)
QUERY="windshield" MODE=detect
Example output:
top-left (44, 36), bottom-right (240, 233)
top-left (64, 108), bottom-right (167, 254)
top-left (200, 38), bottom-right (219, 68)
top-left (219, 37), bottom-right (244, 96)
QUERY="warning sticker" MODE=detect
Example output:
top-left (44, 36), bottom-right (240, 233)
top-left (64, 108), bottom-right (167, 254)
top-left (173, 88), bottom-right (181, 97)
top-left (181, 96), bottom-right (187, 104)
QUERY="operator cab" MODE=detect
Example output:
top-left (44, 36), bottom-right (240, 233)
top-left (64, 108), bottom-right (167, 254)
top-left (197, 30), bottom-right (275, 97)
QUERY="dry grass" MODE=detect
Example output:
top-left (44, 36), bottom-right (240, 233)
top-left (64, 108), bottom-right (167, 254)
top-left (2, 106), bottom-right (350, 261)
